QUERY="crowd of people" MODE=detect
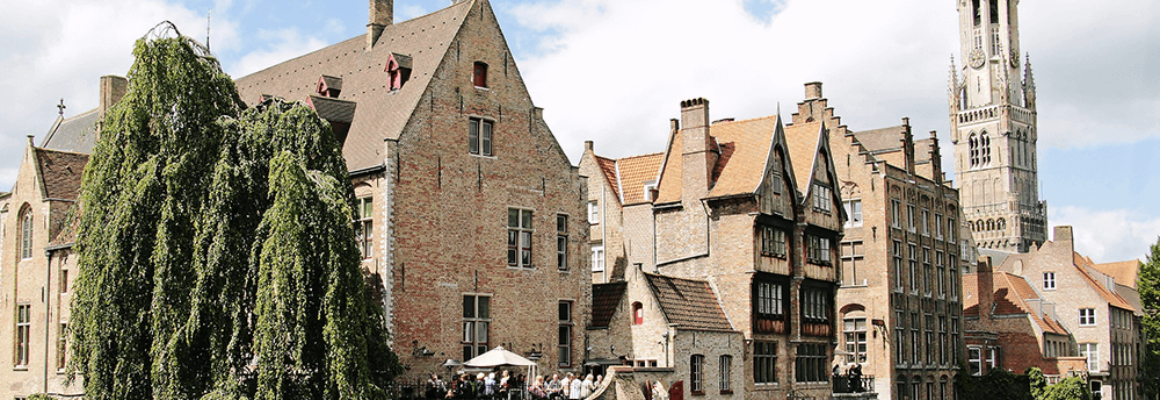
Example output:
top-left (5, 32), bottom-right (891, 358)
top-left (427, 371), bottom-right (604, 400)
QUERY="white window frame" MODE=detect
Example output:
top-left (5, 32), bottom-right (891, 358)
top-left (15, 304), bottom-right (31, 368)
top-left (1079, 308), bottom-right (1096, 326)
top-left (843, 199), bottom-right (863, 228)
top-left (1043, 272), bottom-right (1056, 290)
top-left (587, 201), bottom-right (599, 224)
top-left (591, 245), bottom-right (605, 273)
top-left (1080, 343), bottom-right (1099, 372)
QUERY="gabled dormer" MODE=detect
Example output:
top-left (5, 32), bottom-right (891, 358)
top-left (315, 75), bottom-right (342, 98)
top-left (385, 53), bottom-right (412, 91)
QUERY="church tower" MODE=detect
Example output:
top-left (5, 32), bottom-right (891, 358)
top-left (949, 0), bottom-right (1047, 253)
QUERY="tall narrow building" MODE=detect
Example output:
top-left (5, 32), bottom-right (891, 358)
top-left (950, 0), bottom-right (1047, 253)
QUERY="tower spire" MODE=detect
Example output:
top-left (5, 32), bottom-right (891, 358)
top-left (1024, 53), bottom-right (1036, 109)
top-left (948, 54), bottom-right (959, 112)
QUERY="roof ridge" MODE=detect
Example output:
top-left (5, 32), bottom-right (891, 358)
top-left (616, 151), bottom-right (664, 160)
top-left (712, 114), bottom-right (778, 126)
top-left (34, 147), bottom-right (92, 157)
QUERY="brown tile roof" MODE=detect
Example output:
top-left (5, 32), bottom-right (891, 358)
top-left (851, 126), bottom-right (903, 153)
top-left (643, 273), bottom-right (732, 331)
top-left (41, 109), bottom-right (100, 154)
top-left (616, 153), bottom-right (663, 205)
top-left (1071, 253), bottom-right (1135, 311)
top-left (595, 156), bottom-right (620, 200)
top-left (35, 148), bottom-right (89, 200)
top-left (783, 121), bottom-right (824, 194)
top-left (1091, 260), bottom-right (1140, 288)
top-left (234, 0), bottom-right (474, 172)
top-left (590, 282), bottom-right (627, 329)
top-left (705, 116), bottom-right (777, 199)
top-left (962, 272), bottom-right (1068, 335)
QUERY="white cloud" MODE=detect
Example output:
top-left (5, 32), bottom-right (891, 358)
top-left (1052, 205), bottom-right (1160, 263)
top-left (508, 0), bottom-right (1160, 164)
top-left (0, 0), bottom-right (239, 190)
top-left (227, 28), bottom-right (327, 77)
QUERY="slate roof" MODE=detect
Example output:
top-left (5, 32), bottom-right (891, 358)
top-left (41, 109), bottom-right (100, 154)
top-left (962, 272), bottom-right (1068, 335)
top-left (1091, 260), bottom-right (1140, 289)
top-left (590, 282), bottom-right (627, 329)
top-left (851, 126), bottom-right (903, 153)
top-left (34, 148), bottom-right (89, 200)
top-left (234, 0), bottom-right (474, 172)
top-left (643, 273), bottom-right (732, 331)
top-left (307, 95), bottom-right (358, 124)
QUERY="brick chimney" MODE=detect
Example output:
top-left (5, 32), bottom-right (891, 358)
top-left (99, 75), bottom-right (127, 116)
top-left (679, 98), bottom-right (716, 201)
top-left (976, 258), bottom-right (995, 322)
top-left (1054, 226), bottom-right (1074, 255)
top-left (805, 81), bottom-right (823, 100)
top-left (366, 0), bottom-right (393, 51)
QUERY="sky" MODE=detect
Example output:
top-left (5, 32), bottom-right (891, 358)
top-left (1, 0), bottom-right (1157, 263)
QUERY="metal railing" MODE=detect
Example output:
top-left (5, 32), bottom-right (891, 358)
top-left (832, 375), bottom-right (875, 394)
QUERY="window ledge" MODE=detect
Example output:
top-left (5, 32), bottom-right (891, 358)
top-left (719, 390), bottom-right (734, 395)
top-left (474, 86), bottom-right (490, 91)
top-left (13, 366), bottom-right (28, 371)
top-left (470, 153), bottom-right (497, 160)
top-left (691, 391), bottom-right (705, 396)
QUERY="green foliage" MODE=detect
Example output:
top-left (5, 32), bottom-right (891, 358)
top-left (27, 394), bottom-right (54, 400)
top-left (1028, 367), bottom-right (1091, 400)
top-left (1142, 238), bottom-right (1160, 399)
top-left (70, 29), bottom-right (400, 400)
top-left (957, 365), bottom-right (1032, 400)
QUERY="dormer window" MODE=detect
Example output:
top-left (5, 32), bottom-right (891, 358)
top-left (386, 53), bottom-right (413, 91)
top-left (473, 62), bottom-right (488, 88)
top-left (316, 75), bottom-right (342, 98)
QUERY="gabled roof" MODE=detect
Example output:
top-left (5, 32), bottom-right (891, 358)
top-left (1072, 252), bottom-right (1135, 311)
top-left (594, 156), bottom-right (620, 200)
top-left (643, 273), bottom-right (732, 331)
top-left (41, 109), bottom-right (100, 154)
top-left (34, 148), bottom-right (89, 200)
top-left (962, 272), bottom-right (1068, 335)
top-left (234, 0), bottom-right (474, 172)
top-left (782, 121), bottom-right (824, 194)
top-left (590, 282), bottom-right (627, 329)
top-left (653, 132), bottom-right (685, 204)
top-left (704, 116), bottom-right (778, 199)
top-left (616, 153), bottom-right (663, 205)
top-left (1091, 260), bottom-right (1140, 289)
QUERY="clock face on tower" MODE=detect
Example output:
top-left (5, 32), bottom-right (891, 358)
top-left (969, 49), bottom-right (986, 69)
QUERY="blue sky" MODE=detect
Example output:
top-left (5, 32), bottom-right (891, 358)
top-left (1, 0), bottom-right (1157, 262)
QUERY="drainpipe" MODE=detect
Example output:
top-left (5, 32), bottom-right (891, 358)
top-left (43, 249), bottom-right (52, 394)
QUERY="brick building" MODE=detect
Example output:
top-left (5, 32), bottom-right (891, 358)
top-left (790, 81), bottom-right (972, 400)
top-left (0, 75), bottom-right (122, 399)
top-left (993, 226), bottom-right (1144, 400)
top-left (961, 264), bottom-right (1087, 382)
top-left (233, 0), bottom-right (591, 379)
top-left (582, 96), bottom-right (847, 400)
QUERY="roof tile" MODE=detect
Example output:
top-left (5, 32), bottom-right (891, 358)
top-left (644, 273), bottom-right (732, 331)
top-left (591, 282), bottom-right (627, 329)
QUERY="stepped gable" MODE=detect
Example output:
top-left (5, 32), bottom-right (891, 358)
top-left (643, 273), bottom-right (732, 331)
top-left (234, 0), bottom-right (473, 172)
top-left (850, 125), bottom-right (904, 153)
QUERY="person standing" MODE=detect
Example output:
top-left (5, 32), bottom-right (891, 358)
top-left (569, 374), bottom-right (583, 400)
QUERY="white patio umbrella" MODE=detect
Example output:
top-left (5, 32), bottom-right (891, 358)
top-left (464, 346), bottom-right (537, 367)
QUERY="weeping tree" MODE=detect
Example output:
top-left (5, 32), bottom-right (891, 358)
top-left (69, 23), bottom-right (400, 400)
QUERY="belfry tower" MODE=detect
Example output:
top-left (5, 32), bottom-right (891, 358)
top-left (950, 0), bottom-right (1047, 253)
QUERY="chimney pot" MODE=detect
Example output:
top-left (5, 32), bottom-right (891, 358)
top-left (584, 141), bottom-right (593, 152)
top-left (804, 81), bottom-right (823, 100)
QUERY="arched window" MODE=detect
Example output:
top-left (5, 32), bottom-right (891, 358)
top-left (997, 218), bottom-right (1006, 231)
top-left (690, 355), bottom-right (705, 394)
top-left (19, 206), bottom-right (33, 260)
top-left (969, 134), bottom-right (979, 167)
top-left (632, 302), bottom-right (643, 325)
top-left (980, 133), bottom-right (992, 165)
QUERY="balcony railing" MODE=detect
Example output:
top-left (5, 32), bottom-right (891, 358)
top-left (833, 375), bottom-right (875, 394)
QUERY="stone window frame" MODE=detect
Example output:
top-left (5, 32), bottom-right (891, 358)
top-left (15, 303), bottom-right (32, 369)
top-left (558, 300), bottom-right (573, 368)
top-left (19, 205), bottom-right (33, 260)
top-left (462, 294), bottom-right (492, 361)
top-left (468, 116), bottom-right (495, 157)
top-left (841, 240), bottom-right (865, 287)
top-left (507, 207), bottom-right (534, 269)
top-left (842, 314), bottom-right (868, 364)
top-left (556, 214), bottom-right (568, 271)
top-left (354, 196), bottom-right (374, 259)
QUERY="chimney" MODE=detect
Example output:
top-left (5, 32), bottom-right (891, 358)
top-left (805, 82), bottom-right (823, 100)
top-left (99, 75), bottom-right (128, 116)
top-left (976, 258), bottom-right (995, 322)
top-left (366, 0), bottom-right (393, 51)
top-left (1054, 226), bottom-right (1074, 255)
top-left (584, 140), bottom-right (593, 152)
top-left (679, 98), bottom-right (715, 200)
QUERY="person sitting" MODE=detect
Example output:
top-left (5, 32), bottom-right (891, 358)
top-left (529, 376), bottom-right (548, 399)
top-left (546, 374), bottom-right (564, 400)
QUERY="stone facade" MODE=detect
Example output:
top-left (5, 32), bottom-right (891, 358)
top-left (993, 226), bottom-right (1144, 400)
top-left (804, 81), bottom-right (970, 400)
top-left (950, 0), bottom-right (1048, 253)
top-left (583, 96), bottom-right (845, 400)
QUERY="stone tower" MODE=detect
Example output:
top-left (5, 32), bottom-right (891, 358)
top-left (949, 0), bottom-right (1047, 253)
